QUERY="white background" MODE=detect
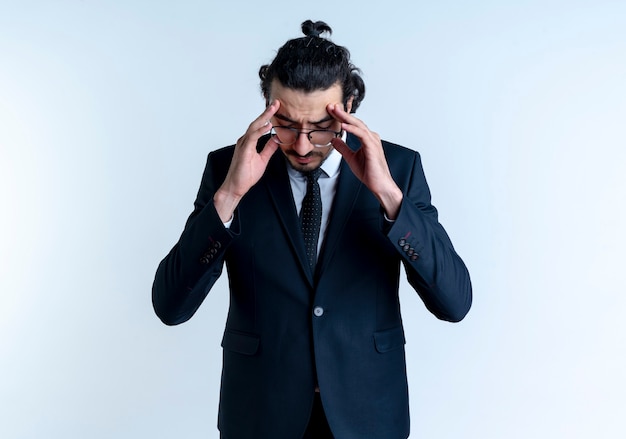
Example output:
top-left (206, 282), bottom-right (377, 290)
top-left (1, 1), bottom-right (625, 438)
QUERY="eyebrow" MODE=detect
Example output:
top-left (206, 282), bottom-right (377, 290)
top-left (274, 113), bottom-right (334, 125)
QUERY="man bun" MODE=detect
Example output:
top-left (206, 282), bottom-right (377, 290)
top-left (301, 20), bottom-right (332, 38)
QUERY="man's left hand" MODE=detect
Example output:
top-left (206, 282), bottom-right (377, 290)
top-left (328, 103), bottom-right (403, 220)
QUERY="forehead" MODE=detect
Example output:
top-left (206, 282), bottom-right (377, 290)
top-left (269, 80), bottom-right (343, 122)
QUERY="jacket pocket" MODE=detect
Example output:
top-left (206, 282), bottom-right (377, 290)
top-left (374, 326), bottom-right (406, 353)
top-left (221, 330), bottom-right (260, 356)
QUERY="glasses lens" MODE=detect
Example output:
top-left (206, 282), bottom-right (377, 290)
top-left (273, 127), bottom-right (296, 145)
top-left (310, 130), bottom-right (335, 147)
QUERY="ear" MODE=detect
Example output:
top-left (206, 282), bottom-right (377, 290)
top-left (344, 95), bottom-right (355, 113)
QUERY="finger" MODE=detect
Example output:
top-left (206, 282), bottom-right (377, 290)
top-left (331, 137), bottom-right (354, 158)
top-left (339, 120), bottom-right (376, 144)
top-left (328, 103), bottom-right (367, 129)
top-left (250, 100), bottom-right (281, 132)
top-left (328, 104), bottom-right (373, 141)
top-left (328, 103), bottom-right (381, 143)
top-left (259, 135), bottom-right (279, 161)
top-left (240, 101), bottom-right (279, 147)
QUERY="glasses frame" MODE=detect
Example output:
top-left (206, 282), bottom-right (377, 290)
top-left (270, 126), bottom-right (343, 148)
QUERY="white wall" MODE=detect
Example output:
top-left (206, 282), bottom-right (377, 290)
top-left (1, 1), bottom-right (624, 437)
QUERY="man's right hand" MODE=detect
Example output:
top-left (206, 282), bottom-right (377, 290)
top-left (213, 100), bottom-right (281, 223)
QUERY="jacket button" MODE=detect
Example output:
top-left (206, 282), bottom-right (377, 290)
top-left (398, 238), bottom-right (406, 246)
top-left (411, 254), bottom-right (419, 261)
top-left (313, 306), bottom-right (324, 317)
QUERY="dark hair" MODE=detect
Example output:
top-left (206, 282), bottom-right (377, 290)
top-left (259, 20), bottom-right (365, 113)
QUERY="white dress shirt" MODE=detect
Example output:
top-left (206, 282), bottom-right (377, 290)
top-left (286, 148), bottom-right (342, 255)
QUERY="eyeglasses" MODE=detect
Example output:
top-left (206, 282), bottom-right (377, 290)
top-left (270, 126), bottom-right (343, 148)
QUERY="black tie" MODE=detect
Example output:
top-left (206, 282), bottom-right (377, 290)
top-left (300, 168), bottom-right (323, 272)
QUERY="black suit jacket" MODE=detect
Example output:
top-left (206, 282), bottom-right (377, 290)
top-left (153, 134), bottom-right (472, 438)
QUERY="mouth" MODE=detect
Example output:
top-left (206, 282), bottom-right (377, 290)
top-left (287, 150), bottom-right (322, 163)
top-left (294, 155), bottom-right (314, 165)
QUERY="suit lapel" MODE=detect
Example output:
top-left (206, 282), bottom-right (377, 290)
top-left (316, 134), bottom-right (363, 279)
top-left (264, 152), bottom-right (314, 285)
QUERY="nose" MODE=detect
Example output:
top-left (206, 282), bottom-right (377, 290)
top-left (292, 132), bottom-right (314, 156)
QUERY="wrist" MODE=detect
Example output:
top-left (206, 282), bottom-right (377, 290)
top-left (213, 187), bottom-right (242, 223)
top-left (376, 185), bottom-right (403, 221)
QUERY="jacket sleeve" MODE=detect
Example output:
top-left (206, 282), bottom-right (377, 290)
top-left (152, 149), bottom-right (236, 326)
top-left (386, 149), bottom-right (472, 322)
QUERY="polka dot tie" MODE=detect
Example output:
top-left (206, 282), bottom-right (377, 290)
top-left (300, 168), bottom-right (323, 272)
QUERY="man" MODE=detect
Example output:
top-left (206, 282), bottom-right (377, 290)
top-left (153, 20), bottom-right (472, 439)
